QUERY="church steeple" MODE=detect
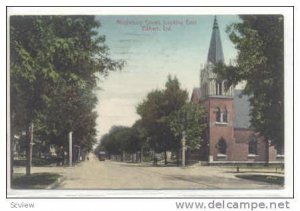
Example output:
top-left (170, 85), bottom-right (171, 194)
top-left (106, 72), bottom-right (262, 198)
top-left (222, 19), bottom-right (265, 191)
top-left (199, 16), bottom-right (233, 99)
top-left (207, 16), bottom-right (224, 64)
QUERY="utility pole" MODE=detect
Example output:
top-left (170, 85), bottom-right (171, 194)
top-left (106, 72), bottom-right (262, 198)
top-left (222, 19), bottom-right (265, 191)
top-left (26, 122), bottom-right (34, 176)
top-left (182, 131), bottom-right (186, 167)
top-left (69, 131), bottom-right (73, 167)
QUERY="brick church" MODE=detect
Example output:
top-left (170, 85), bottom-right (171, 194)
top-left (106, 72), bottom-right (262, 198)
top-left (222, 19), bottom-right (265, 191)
top-left (191, 17), bottom-right (283, 164)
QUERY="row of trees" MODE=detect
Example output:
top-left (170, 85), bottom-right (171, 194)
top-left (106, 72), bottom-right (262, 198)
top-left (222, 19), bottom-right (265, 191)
top-left (10, 16), bottom-right (123, 174)
top-left (95, 122), bottom-right (146, 161)
top-left (96, 76), bottom-right (207, 165)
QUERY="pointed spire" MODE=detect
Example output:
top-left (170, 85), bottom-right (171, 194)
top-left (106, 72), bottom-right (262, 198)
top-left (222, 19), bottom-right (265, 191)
top-left (207, 16), bottom-right (224, 64)
top-left (213, 15), bottom-right (218, 29)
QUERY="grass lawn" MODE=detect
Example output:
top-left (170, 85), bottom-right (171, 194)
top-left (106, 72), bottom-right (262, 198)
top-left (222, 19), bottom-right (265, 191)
top-left (12, 173), bottom-right (61, 189)
top-left (235, 174), bottom-right (284, 186)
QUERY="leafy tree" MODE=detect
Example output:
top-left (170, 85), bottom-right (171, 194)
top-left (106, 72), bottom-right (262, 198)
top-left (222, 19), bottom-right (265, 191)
top-left (167, 103), bottom-right (207, 150)
top-left (136, 75), bottom-right (189, 164)
top-left (96, 120), bottom-right (148, 162)
top-left (99, 126), bottom-right (128, 156)
top-left (125, 120), bottom-right (147, 154)
top-left (213, 15), bottom-right (284, 151)
top-left (10, 16), bottom-right (124, 175)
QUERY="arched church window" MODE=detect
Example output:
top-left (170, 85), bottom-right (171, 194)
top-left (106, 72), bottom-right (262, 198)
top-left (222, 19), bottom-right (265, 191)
top-left (217, 138), bottom-right (227, 154)
top-left (248, 136), bottom-right (257, 155)
top-left (216, 107), bottom-right (221, 122)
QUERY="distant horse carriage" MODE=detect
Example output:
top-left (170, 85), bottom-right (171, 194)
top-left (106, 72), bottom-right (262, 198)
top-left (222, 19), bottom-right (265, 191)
top-left (98, 151), bottom-right (106, 161)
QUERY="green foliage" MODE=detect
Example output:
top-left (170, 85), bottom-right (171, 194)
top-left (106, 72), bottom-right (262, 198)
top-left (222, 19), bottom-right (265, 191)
top-left (136, 75), bottom-right (189, 152)
top-left (98, 122), bottom-right (148, 156)
top-left (101, 126), bottom-right (128, 155)
top-left (97, 76), bottom-right (207, 161)
top-left (167, 103), bottom-right (207, 150)
top-left (10, 16), bottom-right (124, 154)
top-left (213, 15), bottom-right (284, 150)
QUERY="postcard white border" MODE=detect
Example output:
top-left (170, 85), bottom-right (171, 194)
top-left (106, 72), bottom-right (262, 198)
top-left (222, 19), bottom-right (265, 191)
top-left (6, 6), bottom-right (294, 198)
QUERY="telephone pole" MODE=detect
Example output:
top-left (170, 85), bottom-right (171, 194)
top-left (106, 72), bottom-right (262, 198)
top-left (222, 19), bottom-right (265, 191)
top-left (69, 131), bottom-right (73, 166)
top-left (182, 131), bottom-right (186, 167)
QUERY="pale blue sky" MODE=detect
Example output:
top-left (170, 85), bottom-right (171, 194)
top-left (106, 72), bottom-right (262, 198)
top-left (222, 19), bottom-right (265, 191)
top-left (95, 15), bottom-right (240, 140)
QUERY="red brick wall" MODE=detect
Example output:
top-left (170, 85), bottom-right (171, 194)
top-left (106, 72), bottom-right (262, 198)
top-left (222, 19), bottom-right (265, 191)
top-left (233, 129), bottom-right (266, 161)
top-left (201, 97), bottom-right (234, 161)
top-left (233, 128), bottom-right (278, 162)
top-left (200, 97), bottom-right (278, 162)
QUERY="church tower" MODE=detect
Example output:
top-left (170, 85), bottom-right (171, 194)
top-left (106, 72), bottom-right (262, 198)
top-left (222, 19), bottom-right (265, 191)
top-left (198, 16), bottom-right (234, 162)
top-left (191, 16), bottom-right (280, 163)
top-left (200, 16), bottom-right (233, 99)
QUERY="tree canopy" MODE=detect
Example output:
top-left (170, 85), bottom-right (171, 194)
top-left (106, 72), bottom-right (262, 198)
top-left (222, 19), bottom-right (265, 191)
top-left (213, 15), bottom-right (284, 150)
top-left (136, 75), bottom-right (189, 153)
top-left (10, 16), bottom-right (124, 154)
top-left (97, 124), bottom-right (146, 156)
top-left (167, 103), bottom-right (207, 150)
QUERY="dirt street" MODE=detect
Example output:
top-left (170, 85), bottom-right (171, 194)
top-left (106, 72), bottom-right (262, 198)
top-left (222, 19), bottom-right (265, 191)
top-left (56, 154), bottom-right (282, 189)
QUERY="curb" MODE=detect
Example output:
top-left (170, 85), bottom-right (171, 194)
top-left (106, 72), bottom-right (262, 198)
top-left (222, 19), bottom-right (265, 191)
top-left (46, 176), bottom-right (66, 189)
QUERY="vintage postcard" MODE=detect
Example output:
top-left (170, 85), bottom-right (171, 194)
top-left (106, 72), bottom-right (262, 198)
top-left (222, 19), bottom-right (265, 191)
top-left (6, 6), bottom-right (294, 198)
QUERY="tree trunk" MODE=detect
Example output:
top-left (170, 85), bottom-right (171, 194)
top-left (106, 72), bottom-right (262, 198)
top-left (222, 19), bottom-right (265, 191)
top-left (10, 137), bottom-right (14, 184)
top-left (177, 150), bottom-right (180, 166)
top-left (26, 122), bottom-right (34, 176)
top-left (68, 132), bottom-right (73, 166)
top-left (140, 147), bottom-right (143, 163)
top-left (153, 150), bottom-right (156, 166)
top-left (122, 151), bottom-right (125, 162)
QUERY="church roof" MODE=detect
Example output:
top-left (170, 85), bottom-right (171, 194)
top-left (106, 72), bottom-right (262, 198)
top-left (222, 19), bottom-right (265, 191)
top-left (207, 16), bottom-right (224, 64)
top-left (233, 90), bottom-right (251, 128)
